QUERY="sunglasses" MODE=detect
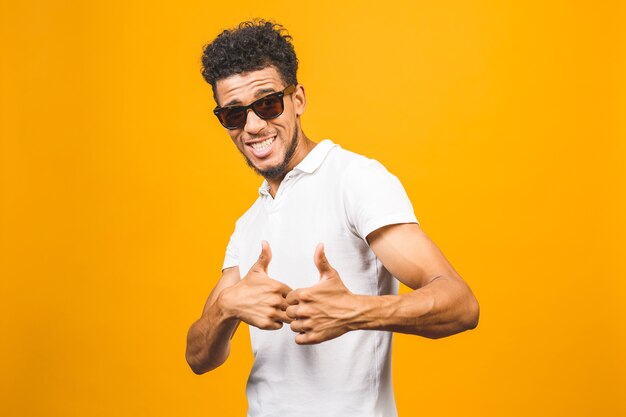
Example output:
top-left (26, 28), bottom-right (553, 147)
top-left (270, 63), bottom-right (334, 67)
top-left (213, 84), bottom-right (296, 130)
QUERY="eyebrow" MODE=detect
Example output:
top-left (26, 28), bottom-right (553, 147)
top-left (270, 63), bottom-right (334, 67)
top-left (223, 88), bottom-right (278, 107)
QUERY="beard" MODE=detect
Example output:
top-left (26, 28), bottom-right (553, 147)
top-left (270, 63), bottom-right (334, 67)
top-left (243, 128), bottom-right (299, 180)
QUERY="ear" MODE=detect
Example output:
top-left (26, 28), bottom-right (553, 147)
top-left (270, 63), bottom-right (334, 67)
top-left (293, 84), bottom-right (306, 117)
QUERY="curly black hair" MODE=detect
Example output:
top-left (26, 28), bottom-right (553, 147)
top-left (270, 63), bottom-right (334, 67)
top-left (201, 19), bottom-right (298, 98)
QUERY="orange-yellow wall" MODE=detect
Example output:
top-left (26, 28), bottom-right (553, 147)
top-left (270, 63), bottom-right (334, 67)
top-left (1, 1), bottom-right (625, 416)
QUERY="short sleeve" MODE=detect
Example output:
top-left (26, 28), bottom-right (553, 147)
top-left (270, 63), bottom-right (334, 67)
top-left (222, 221), bottom-right (240, 271)
top-left (342, 158), bottom-right (419, 242)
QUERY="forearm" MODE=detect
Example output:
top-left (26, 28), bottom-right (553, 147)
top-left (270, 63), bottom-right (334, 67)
top-left (185, 298), bottom-right (240, 374)
top-left (351, 275), bottom-right (479, 339)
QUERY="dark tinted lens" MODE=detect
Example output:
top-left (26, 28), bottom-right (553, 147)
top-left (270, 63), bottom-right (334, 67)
top-left (220, 107), bottom-right (246, 128)
top-left (252, 95), bottom-right (283, 118)
top-left (215, 90), bottom-right (288, 129)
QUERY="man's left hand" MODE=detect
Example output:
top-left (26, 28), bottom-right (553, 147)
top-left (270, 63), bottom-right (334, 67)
top-left (286, 243), bottom-right (360, 345)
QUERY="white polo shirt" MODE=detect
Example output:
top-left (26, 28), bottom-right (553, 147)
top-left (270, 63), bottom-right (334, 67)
top-left (223, 139), bottom-right (418, 417)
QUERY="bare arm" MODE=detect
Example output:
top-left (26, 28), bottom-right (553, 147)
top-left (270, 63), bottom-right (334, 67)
top-left (286, 224), bottom-right (479, 344)
top-left (185, 241), bottom-right (293, 374)
top-left (185, 266), bottom-right (241, 374)
top-left (359, 222), bottom-right (479, 338)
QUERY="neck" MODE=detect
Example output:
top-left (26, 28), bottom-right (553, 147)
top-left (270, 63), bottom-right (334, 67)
top-left (266, 134), bottom-right (316, 198)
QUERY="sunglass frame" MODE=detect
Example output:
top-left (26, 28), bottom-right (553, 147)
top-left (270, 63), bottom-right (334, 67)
top-left (213, 84), bottom-right (296, 130)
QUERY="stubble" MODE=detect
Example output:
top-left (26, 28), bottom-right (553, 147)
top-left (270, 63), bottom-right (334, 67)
top-left (243, 128), bottom-right (299, 180)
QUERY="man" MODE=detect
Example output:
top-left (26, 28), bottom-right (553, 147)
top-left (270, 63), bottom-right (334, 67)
top-left (186, 20), bottom-right (479, 417)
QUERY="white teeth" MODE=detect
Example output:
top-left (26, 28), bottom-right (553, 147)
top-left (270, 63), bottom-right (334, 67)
top-left (251, 136), bottom-right (275, 152)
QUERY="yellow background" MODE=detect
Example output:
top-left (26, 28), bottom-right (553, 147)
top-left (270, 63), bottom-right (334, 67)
top-left (1, 1), bottom-right (625, 416)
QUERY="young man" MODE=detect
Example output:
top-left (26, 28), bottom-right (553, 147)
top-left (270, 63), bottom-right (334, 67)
top-left (186, 20), bottom-right (479, 417)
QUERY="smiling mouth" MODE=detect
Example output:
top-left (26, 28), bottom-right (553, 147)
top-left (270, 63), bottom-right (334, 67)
top-left (249, 136), bottom-right (276, 152)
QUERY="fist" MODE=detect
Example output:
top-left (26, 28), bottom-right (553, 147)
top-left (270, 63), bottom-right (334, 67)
top-left (286, 243), bottom-right (356, 344)
top-left (220, 241), bottom-right (293, 330)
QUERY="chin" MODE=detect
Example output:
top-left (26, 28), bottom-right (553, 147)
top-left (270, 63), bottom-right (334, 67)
top-left (244, 155), bottom-right (286, 179)
top-left (242, 127), bottom-right (299, 179)
top-left (257, 164), bottom-right (288, 179)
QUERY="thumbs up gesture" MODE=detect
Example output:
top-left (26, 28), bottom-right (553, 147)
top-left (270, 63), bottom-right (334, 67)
top-left (219, 241), bottom-right (293, 330)
top-left (286, 243), bottom-right (356, 344)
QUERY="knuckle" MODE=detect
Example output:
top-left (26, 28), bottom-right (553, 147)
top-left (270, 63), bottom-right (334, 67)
top-left (290, 289), bottom-right (301, 300)
top-left (296, 333), bottom-right (311, 345)
top-left (270, 309), bottom-right (284, 320)
top-left (259, 319), bottom-right (277, 330)
top-left (269, 295), bottom-right (282, 308)
top-left (296, 306), bottom-right (309, 318)
top-left (299, 290), bottom-right (313, 302)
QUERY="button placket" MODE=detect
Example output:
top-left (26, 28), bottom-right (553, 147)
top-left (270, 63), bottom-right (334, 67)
top-left (273, 173), bottom-right (296, 203)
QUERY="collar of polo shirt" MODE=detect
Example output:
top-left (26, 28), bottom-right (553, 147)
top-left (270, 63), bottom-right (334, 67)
top-left (258, 139), bottom-right (338, 196)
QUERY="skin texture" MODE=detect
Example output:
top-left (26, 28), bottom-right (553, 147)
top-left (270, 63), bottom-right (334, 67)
top-left (286, 226), bottom-right (479, 344)
top-left (185, 67), bottom-right (480, 374)
top-left (214, 66), bottom-right (315, 196)
top-left (185, 242), bottom-right (292, 374)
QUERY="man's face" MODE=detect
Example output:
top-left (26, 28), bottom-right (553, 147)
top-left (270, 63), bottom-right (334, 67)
top-left (214, 66), bottom-right (306, 179)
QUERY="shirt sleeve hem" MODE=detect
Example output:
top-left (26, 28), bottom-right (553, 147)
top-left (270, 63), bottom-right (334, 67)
top-left (221, 260), bottom-right (239, 272)
top-left (360, 214), bottom-right (420, 246)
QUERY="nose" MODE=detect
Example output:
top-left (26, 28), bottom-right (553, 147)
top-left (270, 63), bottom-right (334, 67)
top-left (243, 109), bottom-right (268, 135)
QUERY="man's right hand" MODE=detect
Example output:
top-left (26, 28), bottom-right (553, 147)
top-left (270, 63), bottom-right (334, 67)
top-left (218, 240), bottom-right (292, 330)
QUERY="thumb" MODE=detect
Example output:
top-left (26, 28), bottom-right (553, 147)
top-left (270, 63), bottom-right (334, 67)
top-left (254, 240), bottom-right (272, 273)
top-left (314, 243), bottom-right (334, 280)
